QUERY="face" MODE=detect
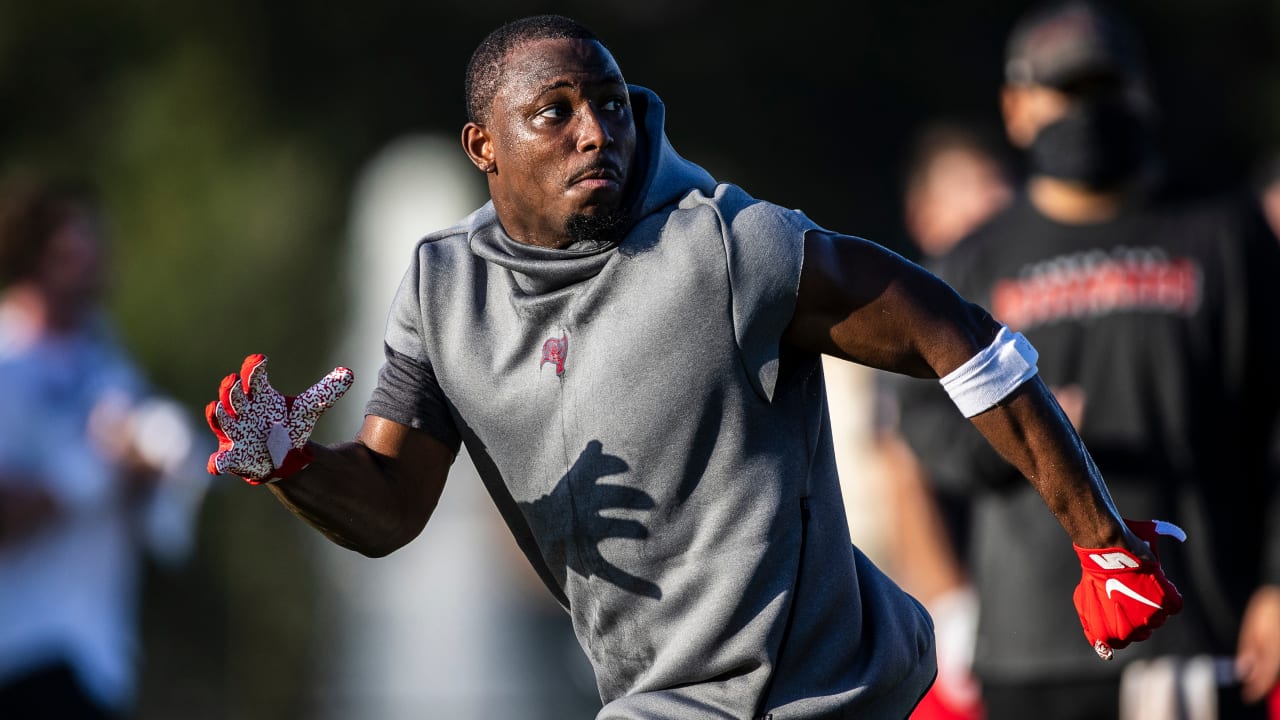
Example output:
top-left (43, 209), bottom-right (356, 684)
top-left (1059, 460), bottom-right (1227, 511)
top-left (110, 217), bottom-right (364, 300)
top-left (462, 38), bottom-right (636, 249)
top-left (1000, 83), bottom-right (1073, 149)
top-left (906, 148), bottom-right (1012, 256)
top-left (1001, 76), bottom-right (1151, 150)
top-left (38, 206), bottom-right (107, 329)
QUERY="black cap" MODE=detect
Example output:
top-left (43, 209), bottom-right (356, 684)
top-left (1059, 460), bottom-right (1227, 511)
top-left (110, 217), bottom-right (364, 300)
top-left (1005, 1), bottom-right (1144, 89)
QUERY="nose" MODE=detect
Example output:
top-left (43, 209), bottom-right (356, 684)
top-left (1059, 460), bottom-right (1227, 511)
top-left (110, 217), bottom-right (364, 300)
top-left (575, 103), bottom-right (613, 153)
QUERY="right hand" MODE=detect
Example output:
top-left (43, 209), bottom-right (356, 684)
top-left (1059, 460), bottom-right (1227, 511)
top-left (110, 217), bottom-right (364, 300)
top-left (205, 354), bottom-right (353, 484)
top-left (1073, 519), bottom-right (1185, 660)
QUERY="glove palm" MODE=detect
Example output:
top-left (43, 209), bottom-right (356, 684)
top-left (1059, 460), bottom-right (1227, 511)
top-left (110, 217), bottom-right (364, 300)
top-left (205, 354), bottom-right (353, 484)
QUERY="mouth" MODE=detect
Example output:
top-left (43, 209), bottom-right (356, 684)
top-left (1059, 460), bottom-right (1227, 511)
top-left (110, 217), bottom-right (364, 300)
top-left (568, 163), bottom-right (624, 191)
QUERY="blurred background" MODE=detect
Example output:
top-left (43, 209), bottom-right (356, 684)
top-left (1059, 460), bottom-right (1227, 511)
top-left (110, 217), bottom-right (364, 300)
top-left (1, 0), bottom-right (1276, 718)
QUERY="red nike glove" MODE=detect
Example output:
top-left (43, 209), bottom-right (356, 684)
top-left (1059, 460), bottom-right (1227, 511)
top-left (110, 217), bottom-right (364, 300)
top-left (1073, 519), bottom-right (1185, 660)
top-left (205, 354), bottom-right (354, 484)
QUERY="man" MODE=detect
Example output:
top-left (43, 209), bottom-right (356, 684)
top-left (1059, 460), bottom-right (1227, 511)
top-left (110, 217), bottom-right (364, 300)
top-left (205, 15), bottom-right (1180, 719)
top-left (0, 174), bottom-right (207, 719)
top-left (894, 2), bottom-right (1280, 719)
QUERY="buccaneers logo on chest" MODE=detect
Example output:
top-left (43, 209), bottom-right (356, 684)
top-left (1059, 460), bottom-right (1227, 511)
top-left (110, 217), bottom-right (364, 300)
top-left (539, 333), bottom-right (569, 378)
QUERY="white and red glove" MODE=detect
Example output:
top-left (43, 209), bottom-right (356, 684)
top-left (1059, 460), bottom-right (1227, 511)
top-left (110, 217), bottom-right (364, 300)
top-left (1073, 518), bottom-right (1185, 660)
top-left (205, 354), bottom-right (354, 484)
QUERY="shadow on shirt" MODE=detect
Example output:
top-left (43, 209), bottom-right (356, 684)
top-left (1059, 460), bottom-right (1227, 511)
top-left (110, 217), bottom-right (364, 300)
top-left (519, 440), bottom-right (661, 600)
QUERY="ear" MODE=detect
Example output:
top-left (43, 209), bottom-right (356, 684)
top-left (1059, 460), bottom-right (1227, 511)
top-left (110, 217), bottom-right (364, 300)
top-left (461, 123), bottom-right (496, 173)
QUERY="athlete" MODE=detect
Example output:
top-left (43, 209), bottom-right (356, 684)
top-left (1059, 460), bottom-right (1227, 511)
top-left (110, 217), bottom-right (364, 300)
top-left (204, 15), bottom-right (1183, 719)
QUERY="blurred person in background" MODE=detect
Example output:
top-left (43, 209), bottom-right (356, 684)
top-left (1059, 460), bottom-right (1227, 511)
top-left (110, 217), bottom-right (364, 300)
top-left (205, 14), bottom-right (1184, 719)
top-left (894, 2), bottom-right (1280, 719)
top-left (900, 123), bottom-right (1015, 262)
top-left (0, 174), bottom-right (209, 720)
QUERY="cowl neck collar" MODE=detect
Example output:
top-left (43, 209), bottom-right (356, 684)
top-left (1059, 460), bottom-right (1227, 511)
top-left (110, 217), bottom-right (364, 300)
top-left (470, 217), bottom-right (617, 296)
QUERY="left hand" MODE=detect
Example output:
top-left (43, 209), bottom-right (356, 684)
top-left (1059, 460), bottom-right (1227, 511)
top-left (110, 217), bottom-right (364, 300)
top-left (1073, 518), bottom-right (1185, 660)
top-left (205, 354), bottom-right (353, 484)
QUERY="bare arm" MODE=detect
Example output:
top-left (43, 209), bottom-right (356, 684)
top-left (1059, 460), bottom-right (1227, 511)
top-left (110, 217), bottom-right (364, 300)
top-left (786, 231), bottom-right (1137, 551)
top-left (266, 415), bottom-right (454, 558)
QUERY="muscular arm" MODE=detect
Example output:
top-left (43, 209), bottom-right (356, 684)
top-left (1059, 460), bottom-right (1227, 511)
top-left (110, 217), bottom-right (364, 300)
top-left (785, 231), bottom-right (1136, 551)
top-left (266, 415), bottom-right (453, 558)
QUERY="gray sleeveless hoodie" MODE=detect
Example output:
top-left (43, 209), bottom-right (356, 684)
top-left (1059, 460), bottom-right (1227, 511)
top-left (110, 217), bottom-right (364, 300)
top-left (368, 86), bottom-right (935, 719)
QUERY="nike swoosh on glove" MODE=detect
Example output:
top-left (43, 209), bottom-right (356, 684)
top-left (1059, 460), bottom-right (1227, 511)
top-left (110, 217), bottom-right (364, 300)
top-left (1073, 519), bottom-right (1185, 660)
top-left (205, 354), bottom-right (354, 484)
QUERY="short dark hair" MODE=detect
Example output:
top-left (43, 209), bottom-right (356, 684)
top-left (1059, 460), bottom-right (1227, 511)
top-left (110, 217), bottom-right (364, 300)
top-left (465, 14), bottom-right (601, 125)
top-left (0, 174), bottom-right (96, 287)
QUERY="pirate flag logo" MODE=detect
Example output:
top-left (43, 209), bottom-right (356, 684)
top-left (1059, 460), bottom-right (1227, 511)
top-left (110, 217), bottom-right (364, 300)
top-left (540, 333), bottom-right (569, 378)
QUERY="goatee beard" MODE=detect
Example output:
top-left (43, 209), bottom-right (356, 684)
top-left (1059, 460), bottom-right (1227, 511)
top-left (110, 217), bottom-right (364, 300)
top-left (565, 209), bottom-right (630, 247)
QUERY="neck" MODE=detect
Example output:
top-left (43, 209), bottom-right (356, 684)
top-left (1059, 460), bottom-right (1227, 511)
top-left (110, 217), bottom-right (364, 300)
top-left (490, 200), bottom-right (573, 250)
top-left (1028, 175), bottom-right (1134, 225)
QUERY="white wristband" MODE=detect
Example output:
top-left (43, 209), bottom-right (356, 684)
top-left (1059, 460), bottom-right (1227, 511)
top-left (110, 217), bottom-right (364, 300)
top-left (940, 325), bottom-right (1039, 417)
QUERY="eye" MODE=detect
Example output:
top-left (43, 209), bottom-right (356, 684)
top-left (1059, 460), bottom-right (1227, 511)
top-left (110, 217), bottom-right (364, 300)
top-left (601, 95), bottom-right (628, 113)
top-left (535, 103), bottom-right (570, 120)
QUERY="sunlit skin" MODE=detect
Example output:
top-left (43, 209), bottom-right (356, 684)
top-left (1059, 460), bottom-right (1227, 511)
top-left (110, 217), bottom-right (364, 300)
top-left (461, 38), bottom-right (637, 249)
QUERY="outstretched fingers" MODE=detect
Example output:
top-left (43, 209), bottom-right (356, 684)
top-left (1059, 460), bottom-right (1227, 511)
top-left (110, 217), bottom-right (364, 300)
top-left (205, 400), bottom-right (229, 443)
top-left (206, 354), bottom-right (349, 483)
top-left (217, 444), bottom-right (275, 479)
top-left (291, 367), bottom-right (355, 427)
top-left (218, 373), bottom-right (244, 417)
top-left (240, 353), bottom-right (267, 380)
top-left (241, 353), bottom-right (272, 402)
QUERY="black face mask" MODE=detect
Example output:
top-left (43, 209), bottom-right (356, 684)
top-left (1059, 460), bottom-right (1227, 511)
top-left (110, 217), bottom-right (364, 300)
top-left (1027, 99), bottom-right (1154, 189)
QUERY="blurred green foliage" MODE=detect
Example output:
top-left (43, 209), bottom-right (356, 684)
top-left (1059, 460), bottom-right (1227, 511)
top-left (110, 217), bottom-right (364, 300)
top-left (0, 1), bottom-right (1275, 717)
